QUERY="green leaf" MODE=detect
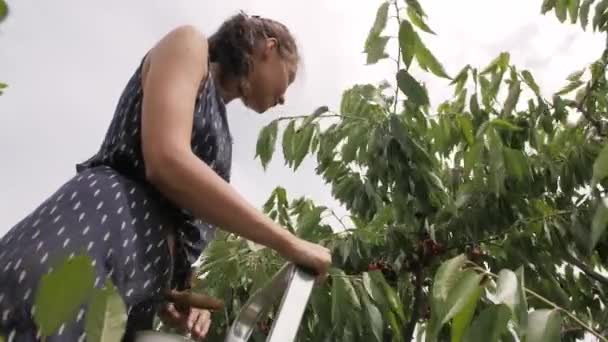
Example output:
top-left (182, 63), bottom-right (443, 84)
top-left (469, 93), bottom-right (481, 117)
top-left (514, 267), bottom-right (528, 333)
top-left (365, 271), bottom-right (387, 308)
top-left (282, 120), bottom-right (296, 165)
top-left (503, 148), bottom-right (528, 181)
top-left (432, 254), bottom-right (467, 303)
top-left (416, 41), bottom-right (450, 78)
top-left (502, 79), bottom-right (521, 116)
top-left (301, 105), bottom-right (329, 128)
top-left (555, 0), bottom-right (569, 22)
top-left (368, 2), bottom-right (389, 37)
top-left (526, 309), bottom-right (562, 342)
top-left (481, 52), bottom-right (510, 75)
top-left (293, 123), bottom-right (315, 170)
top-left (441, 270), bottom-right (483, 325)
top-left (255, 120), bottom-right (278, 170)
top-left (34, 254), bottom-right (96, 337)
top-left (296, 206), bottom-right (323, 239)
top-left (567, 68), bottom-right (585, 82)
top-left (464, 142), bottom-right (482, 174)
top-left (0, 0), bottom-right (6, 22)
top-left (356, 283), bottom-right (383, 342)
top-left (580, 0), bottom-right (593, 29)
top-left (556, 80), bottom-right (584, 95)
top-left (450, 286), bottom-right (481, 342)
top-left (590, 199), bottom-right (608, 253)
top-left (541, 0), bottom-right (557, 13)
top-left (85, 280), bottom-right (128, 342)
top-left (331, 269), bottom-right (360, 310)
top-left (369, 270), bottom-right (405, 322)
top-left (458, 116), bottom-right (475, 146)
top-left (451, 65), bottom-right (470, 94)
top-left (593, 0), bottom-right (608, 30)
top-left (490, 119), bottom-right (523, 131)
top-left (453, 89), bottom-right (468, 113)
top-left (522, 70), bottom-right (541, 96)
top-left (365, 36), bottom-right (390, 65)
top-left (387, 311), bottom-right (404, 342)
top-left (364, 2), bottom-right (390, 64)
top-left (494, 269), bottom-right (527, 331)
top-left (488, 129), bottom-right (505, 195)
top-left (331, 269), bottom-right (346, 329)
top-left (462, 304), bottom-right (511, 342)
top-left (407, 7), bottom-right (435, 34)
top-left (397, 69), bottom-right (429, 107)
top-left (592, 143), bottom-right (608, 185)
top-left (479, 76), bottom-right (492, 108)
top-left (0, 83), bottom-right (7, 89)
top-left (343, 278), bottom-right (361, 309)
top-left (569, 0), bottom-right (581, 23)
top-left (428, 268), bottom-right (482, 342)
top-left (406, 0), bottom-right (426, 17)
top-left (399, 20), bottom-right (418, 68)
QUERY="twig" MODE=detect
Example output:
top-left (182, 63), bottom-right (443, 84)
top-left (446, 233), bottom-right (507, 252)
top-left (329, 209), bottom-right (349, 231)
top-left (275, 113), bottom-right (371, 125)
top-left (470, 265), bottom-right (608, 342)
top-left (275, 114), bottom-right (341, 121)
top-left (330, 273), bottom-right (363, 280)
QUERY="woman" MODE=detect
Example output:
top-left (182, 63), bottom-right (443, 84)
top-left (0, 12), bottom-right (332, 341)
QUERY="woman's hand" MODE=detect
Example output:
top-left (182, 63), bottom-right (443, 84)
top-left (160, 289), bottom-right (223, 340)
top-left (281, 237), bottom-right (332, 285)
top-left (159, 303), bottom-right (212, 341)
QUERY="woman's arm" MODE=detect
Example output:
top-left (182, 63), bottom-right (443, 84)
top-left (140, 25), bottom-right (298, 258)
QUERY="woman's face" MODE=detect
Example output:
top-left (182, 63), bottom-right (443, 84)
top-left (243, 38), bottom-right (297, 113)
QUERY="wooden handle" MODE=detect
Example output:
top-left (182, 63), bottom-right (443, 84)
top-left (164, 289), bottom-right (224, 312)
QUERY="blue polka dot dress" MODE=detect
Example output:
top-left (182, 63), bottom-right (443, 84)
top-left (0, 54), bottom-right (233, 341)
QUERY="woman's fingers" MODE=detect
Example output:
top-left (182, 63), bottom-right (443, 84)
top-left (200, 312), bottom-right (212, 339)
top-left (192, 310), bottom-right (211, 340)
top-left (160, 302), bottom-right (182, 322)
top-left (187, 309), bottom-right (199, 331)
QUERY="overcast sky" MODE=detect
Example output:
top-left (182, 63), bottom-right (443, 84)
top-left (0, 0), bottom-right (604, 235)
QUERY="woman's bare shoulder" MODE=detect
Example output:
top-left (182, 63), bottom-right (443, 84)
top-left (141, 25), bottom-right (209, 87)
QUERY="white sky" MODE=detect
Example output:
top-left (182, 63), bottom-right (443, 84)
top-left (0, 0), bottom-right (604, 235)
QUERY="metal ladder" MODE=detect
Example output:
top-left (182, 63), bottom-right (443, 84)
top-left (224, 263), bottom-right (316, 342)
top-left (136, 263), bottom-right (316, 342)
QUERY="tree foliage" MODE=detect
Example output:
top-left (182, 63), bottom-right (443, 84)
top-left (198, 1), bottom-right (608, 341)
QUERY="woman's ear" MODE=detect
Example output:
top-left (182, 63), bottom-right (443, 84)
top-left (265, 37), bottom-right (279, 55)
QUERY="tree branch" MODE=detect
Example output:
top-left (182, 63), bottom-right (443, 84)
top-left (571, 256), bottom-right (608, 285)
top-left (446, 233), bottom-right (507, 252)
top-left (560, 241), bottom-right (608, 287)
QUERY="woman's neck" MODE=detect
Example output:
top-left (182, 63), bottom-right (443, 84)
top-left (209, 62), bottom-right (241, 104)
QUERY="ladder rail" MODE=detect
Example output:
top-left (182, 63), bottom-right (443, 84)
top-left (224, 263), bottom-right (316, 342)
